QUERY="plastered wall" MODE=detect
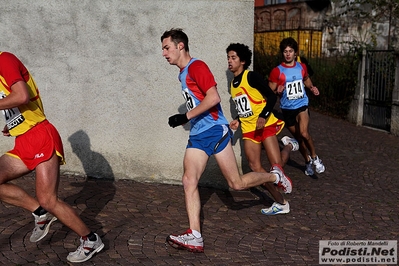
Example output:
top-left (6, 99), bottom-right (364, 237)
top-left (0, 0), bottom-right (254, 187)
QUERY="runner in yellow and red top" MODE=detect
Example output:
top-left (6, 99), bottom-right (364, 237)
top-left (0, 51), bottom-right (103, 263)
top-left (227, 43), bottom-right (298, 215)
top-left (0, 53), bottom-right (45, 136)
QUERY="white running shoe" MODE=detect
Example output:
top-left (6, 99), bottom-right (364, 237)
top-left (66, 233), bottom-right (104, 263)
top-left (30, 212), bottom-right (57, 242)
top-left (305, 156), bottom-right (314, 176)
top-left (313, 155), bottom-right (325, 173)
top-left (270, 164), bottom-right (293, 194)
top-left (281, 136), bottom-right (299, 151)
top-left (166, 229), bottom-right (204, 252)
top-left (261, 202), bottom-right (290, 215)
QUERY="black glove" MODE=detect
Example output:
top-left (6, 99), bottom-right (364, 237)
top-left (168, 113), bottom-right (189, 128)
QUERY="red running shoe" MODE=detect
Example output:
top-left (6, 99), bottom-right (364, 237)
top-left (166, 229), bottom-right (204, 252)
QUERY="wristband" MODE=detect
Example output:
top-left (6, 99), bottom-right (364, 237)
top-left (259, 110), bottom-right (271, 119)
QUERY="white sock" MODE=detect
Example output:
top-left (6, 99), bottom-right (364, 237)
top-left (191, 229), bottom-right (201, 238)
top-left (273, 173), bottom-right (280, 184)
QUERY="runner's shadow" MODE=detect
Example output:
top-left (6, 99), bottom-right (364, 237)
top-left (197, 158), bottom-right (275, 233)
top-left (199, 156), bottom-right (274, 203)
top-left (51, 130), bottom-right (115, 246)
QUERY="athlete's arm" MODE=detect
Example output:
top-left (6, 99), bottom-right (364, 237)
top-left (2, 125), bottom-right (10, 136)
top-left (269, 81), bottom-right (278, 92)
top-left (185, 61), bottom-right (221, 120)
top-left (248, 71), bottom-right (276, 119)
top-left (268, 67), bottom-right (285, 94)
top-left (229, 119), bottom-right (240, 130)
top-left (303, 77), bottom-right (320, 96)
top-left (186, 86), bottom-right (220, 120)
top-left (169, 86), bottom-right (221, 128)
top-left (0, 81), bottom-right (30, 110)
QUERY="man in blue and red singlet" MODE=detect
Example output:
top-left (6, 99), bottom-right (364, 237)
top-left (0, 52), bottom-right (103, 263)
top-left (268, 37), bottom-right (326, 176)
top-left (161, 28), bottom-right (293, 253)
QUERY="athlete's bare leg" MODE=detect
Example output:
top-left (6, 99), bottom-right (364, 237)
top-left (181, 148), bottom-right (209, 233)
top-left (35, 153), bottom-right (91, 237)
top-left (296, 109), bottom-right (317, 158)
top-left (0, 154), bottom-right (38, 211)
top-left (181, 142), bottom-right (280, 234)
top-left (244, 137), bottom-right (286, 204)
top-left (215, 142), bottom-right (278, 190)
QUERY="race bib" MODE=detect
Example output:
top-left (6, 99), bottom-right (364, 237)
top-left (0, 92), bottom-right (24, 130)
top-left (234, 94), bottom-right (253, 118)
top-left (182, 88), bottom-right (196, 111)
top-left (286, 79), bottom-right (304, 100)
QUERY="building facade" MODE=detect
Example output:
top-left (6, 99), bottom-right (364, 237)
top-left (254, 0), bottom-right (397, 57)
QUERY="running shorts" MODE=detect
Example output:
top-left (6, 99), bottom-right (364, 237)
top-left (187, 124), bottom-right (232, 156)
top-left (6, 120), bottom-right (65, 170)
top-left (242, 120), bottom-right (284, 144)
top-left (281, 105), bottom-right (309, 127)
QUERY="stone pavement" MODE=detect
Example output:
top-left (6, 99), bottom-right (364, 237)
top-left (0, 110), bottom-right (398, 265)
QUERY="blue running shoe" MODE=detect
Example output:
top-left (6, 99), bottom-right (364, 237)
top-left (305, 156), bottom-right (314, 176)
top-left (261, 202), bottom-right (290, 215)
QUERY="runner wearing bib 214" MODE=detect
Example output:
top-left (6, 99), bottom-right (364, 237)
top-left (277, 62), bottom-right (308, 110)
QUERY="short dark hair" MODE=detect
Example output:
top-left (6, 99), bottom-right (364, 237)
top-left (279, 37), bottom-right (298, 53)
top-left (226, 43), bottom-right (252, 70)
top-left (161, 28), bottom-right (189, 52)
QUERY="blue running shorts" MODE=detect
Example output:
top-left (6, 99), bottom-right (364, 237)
top-left (187, 124), bottom-right (232, 156)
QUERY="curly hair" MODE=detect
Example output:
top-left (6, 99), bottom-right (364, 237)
top-left (226, 43), bottom-right (252, 70)
top-left (279, 37), bottom-right (298, 53)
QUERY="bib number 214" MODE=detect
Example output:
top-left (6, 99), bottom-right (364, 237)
top-left (286, 80), bottom-right (304, 100)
